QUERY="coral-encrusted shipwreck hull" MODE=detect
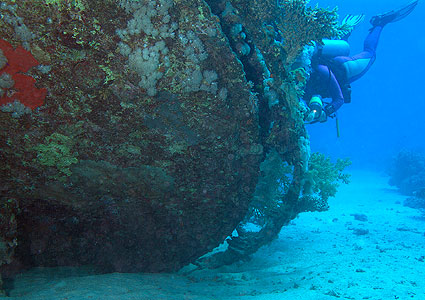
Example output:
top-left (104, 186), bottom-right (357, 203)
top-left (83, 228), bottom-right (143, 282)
top-left (1, 0), bottom-right (337, 275)
top-left (0, 0), bottom-right (262, 273)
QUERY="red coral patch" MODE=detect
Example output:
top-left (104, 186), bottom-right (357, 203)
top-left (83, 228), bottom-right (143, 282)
top-left (0, 39), bottom-right (47, 110)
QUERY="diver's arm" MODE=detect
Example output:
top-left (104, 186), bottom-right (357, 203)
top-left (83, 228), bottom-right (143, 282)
top-left (315, 64), bottom-right (344, 115)
top-left (325, 69), bottom-right (344, 115)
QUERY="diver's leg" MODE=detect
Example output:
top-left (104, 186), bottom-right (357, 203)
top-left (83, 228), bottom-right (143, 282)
top-left (332, 25), bottom-right (382, 83)
top-left (362, 25), bottom-right (383, 55)
top-left (333, 1), bottom-right (418, 82)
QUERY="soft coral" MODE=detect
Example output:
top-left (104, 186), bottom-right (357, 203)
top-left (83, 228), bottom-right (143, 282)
top-left (0, 39), bottom-right (47, 110)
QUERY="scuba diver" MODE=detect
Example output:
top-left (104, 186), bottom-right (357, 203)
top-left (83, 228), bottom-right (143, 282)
top-left (304, 0), bottom-right (419, 124)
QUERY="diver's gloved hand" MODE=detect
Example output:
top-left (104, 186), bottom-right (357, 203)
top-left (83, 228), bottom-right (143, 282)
top-left (304, 109), bottom-right (316, 123)
top-left (324, 104), bottom-right (336, 116)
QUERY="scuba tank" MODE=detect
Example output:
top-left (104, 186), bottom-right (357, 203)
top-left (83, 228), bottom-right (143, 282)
top-left (316, 39), bottom-right (350, 58)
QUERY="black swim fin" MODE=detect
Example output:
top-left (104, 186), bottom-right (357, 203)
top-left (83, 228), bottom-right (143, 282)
top-left (370, 0), bottom-right (418, 27)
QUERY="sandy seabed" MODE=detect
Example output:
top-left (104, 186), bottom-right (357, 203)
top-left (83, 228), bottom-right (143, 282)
top-left (3, 170), bottom-right (425, 300)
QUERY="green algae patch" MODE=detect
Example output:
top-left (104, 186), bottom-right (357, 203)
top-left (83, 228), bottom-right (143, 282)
top-left (33, 132), bottom-right (78, 177)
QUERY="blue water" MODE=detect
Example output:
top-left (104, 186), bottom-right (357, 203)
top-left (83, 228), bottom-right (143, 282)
top-left (308, 0), bottom-right (425, 170)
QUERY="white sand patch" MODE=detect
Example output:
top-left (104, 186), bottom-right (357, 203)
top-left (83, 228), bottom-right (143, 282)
top-left (3, 170), bottom-right (425, 300)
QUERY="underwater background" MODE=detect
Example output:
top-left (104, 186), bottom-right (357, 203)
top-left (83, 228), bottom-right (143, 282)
top-left (308, 0), bottom-right (425, 170)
